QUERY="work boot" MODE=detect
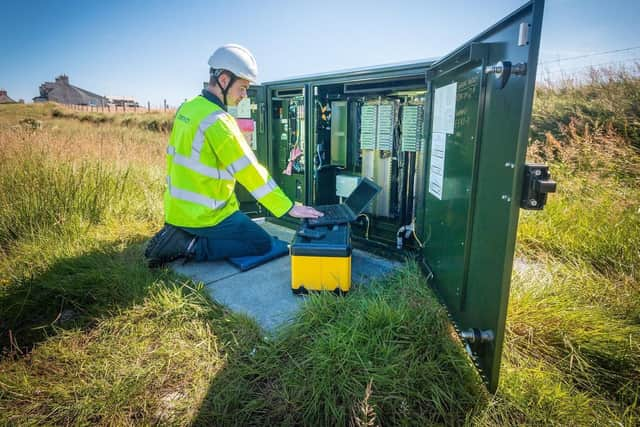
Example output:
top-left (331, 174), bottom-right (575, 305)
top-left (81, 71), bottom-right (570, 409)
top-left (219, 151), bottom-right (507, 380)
top-left (145, 224), bottom-right (197, 268)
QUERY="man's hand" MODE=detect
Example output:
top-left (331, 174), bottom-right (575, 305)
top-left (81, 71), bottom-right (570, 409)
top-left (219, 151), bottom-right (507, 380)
top-left (288, 205), bottom-right (324, 219)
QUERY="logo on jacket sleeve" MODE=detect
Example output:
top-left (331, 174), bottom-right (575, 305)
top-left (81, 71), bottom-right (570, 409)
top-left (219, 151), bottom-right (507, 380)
top-left (177, 114), bottom-right (191, 124)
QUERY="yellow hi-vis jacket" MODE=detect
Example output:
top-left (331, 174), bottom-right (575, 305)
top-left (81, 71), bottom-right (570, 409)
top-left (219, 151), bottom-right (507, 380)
top-left (164, 95), bottom-right (293, 227)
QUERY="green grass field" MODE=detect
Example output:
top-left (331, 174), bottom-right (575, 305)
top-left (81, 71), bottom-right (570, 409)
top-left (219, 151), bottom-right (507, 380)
top-left (1, 69), bottom-right (639, 425)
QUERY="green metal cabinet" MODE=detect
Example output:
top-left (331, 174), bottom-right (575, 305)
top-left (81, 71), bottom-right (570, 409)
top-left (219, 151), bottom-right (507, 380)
top-left (243, 0), bottom-right (546, 391)
top-left (232, 86), bottom-right (268, 216)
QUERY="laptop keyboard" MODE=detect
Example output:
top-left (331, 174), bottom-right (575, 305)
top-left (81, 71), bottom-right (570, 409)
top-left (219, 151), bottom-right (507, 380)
top-left (309, 204), bottom-right (350, 225)
top-left (319, 205), bottom-right (342, 219)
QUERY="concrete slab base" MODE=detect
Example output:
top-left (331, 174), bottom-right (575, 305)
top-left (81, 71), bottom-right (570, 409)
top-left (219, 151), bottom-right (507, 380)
top-left (170, 219), bottom-right (399, 332)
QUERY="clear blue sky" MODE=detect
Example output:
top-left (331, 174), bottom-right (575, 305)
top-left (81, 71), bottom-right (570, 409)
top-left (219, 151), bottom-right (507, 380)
top-left (1, 0), bottom-right (638, 107)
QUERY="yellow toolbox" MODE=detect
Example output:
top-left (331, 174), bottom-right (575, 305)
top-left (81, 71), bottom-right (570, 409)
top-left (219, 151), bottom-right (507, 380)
top-left (290, 224), bottom-right (351, 294)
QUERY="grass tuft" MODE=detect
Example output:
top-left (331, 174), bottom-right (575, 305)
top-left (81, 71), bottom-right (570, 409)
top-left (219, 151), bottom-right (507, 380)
top-left (194, 261), bottom-right (486, 426)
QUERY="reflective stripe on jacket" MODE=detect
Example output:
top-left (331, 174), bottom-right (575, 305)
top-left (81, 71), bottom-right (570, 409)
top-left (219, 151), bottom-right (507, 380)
top-left (164, 94), bottom-right (293, 227)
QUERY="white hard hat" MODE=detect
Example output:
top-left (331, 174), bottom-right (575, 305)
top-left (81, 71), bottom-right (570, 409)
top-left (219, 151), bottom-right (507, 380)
top-left (208, 44), bottom-right (258, 83)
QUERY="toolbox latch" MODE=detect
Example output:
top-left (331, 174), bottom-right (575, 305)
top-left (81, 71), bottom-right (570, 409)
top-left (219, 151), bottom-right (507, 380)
top-left (520, 164), bottom-right (556, 210)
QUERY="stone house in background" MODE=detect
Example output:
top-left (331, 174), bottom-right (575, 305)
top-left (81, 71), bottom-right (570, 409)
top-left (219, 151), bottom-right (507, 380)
top-left (0, 89), bottom-right (17, 104)
top-left (33, 75), bottom-right (108, 106)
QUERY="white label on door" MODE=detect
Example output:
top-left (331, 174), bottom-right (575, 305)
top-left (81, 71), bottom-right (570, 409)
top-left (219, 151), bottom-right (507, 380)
top-left (236, 98), bottom-right (252, 118)
top-left (433, 82), bottom-right (457, 134)
top-left (429, 131), bottom-right (447, 199)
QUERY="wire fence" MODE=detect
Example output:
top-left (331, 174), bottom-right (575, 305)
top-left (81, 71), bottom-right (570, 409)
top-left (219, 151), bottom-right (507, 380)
top-left (536, 46), bottom-right (640, 82)
top-left (66, 103), bottom-right (177, 114)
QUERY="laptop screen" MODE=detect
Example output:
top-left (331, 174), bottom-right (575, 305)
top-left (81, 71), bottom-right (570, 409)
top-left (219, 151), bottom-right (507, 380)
top-left (344, 177), bottom-right (382, 214)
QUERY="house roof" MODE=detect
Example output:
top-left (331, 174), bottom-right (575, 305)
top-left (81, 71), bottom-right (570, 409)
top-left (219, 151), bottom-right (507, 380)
top-left (0, 90), bottom-right (16, 104)
top-left (34, 76), bottom-right (107, 105)
top-left (46, 84), bottom-right (107, 105)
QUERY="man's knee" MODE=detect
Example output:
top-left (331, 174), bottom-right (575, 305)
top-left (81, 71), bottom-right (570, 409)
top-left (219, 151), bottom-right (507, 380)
top-left (252, 233), bottom-right (272, 254)
top-left (229, 211), bottom-right (272, 255)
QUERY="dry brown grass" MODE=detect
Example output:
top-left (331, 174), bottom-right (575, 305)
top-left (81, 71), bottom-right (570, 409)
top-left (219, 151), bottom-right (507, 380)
top-left (1, 106), bottom-right (167, 170)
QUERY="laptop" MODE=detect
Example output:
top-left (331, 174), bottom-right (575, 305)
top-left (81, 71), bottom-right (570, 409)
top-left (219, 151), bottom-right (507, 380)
top-left (307, 177), bottom-right (382, 227)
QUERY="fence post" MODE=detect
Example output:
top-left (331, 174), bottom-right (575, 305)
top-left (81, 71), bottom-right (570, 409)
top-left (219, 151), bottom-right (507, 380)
top-left (164, 99), bottom-right (167, 112)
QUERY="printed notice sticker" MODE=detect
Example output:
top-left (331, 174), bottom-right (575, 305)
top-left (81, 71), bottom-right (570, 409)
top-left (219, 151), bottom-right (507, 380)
top-left (236, 98), bottom-right (252, 118)
top-left (429, 82), bottom-right (457, 199)
top-left (433, 82), bottom-right (457, 134)
top-left (429, 132), bottom-right (446, 199)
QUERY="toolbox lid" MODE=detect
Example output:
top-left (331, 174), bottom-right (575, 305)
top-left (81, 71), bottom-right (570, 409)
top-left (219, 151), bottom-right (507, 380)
top-left (290, 225), bottom-right (351, 257)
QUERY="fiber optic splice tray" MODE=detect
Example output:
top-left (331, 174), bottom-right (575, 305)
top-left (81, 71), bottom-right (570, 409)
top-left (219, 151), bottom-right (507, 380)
top-left (290, 224), bottom-right (351, 294)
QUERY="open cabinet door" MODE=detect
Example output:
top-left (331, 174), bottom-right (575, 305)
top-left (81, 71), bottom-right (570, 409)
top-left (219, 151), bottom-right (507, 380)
top-left (418, 0), bottom-right (545, 391)
top-left (232, 84), bottom-right (268, 216)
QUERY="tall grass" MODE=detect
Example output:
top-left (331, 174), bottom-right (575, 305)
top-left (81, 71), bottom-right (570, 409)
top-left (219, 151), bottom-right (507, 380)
top-left (522, 131), bottom-right (640, 281)
top-left (474, 66), bottom-right (640, 425)
top-left (196, 263), bottom-right (485, 426)
top-left (532, 64), bottom-right (640, 148)
top-left (0, 107), bottom-right (167, 358)
top-left (0, 154), bottom-right (136, 245)
top-left (0, 105), bottom-right (166, 250)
